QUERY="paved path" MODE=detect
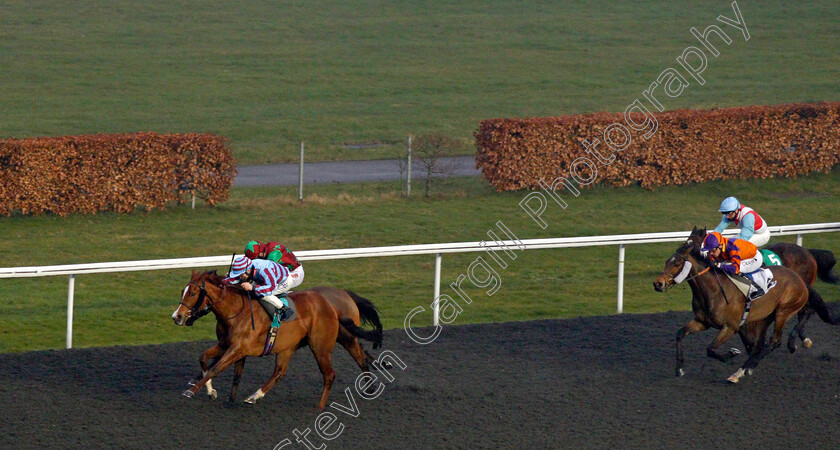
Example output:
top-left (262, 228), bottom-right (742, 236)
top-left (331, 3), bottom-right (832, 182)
top-left (234, 155), bottom-right (481, 187)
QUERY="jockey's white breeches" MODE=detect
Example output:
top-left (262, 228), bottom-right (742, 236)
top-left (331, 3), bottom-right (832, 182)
top-left (739, 253), bottom-right (763, 275)
top-left (747, 228), bottom-right (770, 248)
top-left (261, 266), bottom-right (305, 309)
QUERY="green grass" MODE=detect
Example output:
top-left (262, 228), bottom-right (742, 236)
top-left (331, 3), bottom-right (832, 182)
top-left (2, 170), bottom-right (839, 352)
top-left (0, 1), bottom-right (837, 163)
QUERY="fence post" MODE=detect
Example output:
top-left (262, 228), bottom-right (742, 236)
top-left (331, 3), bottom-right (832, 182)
top-left (67, 274), bottom-right (75, 349)
top-left (298, 142), bottom-right (305, 203)
top-left (796, 233), bottom-right (803, 247)
top-left (406, 136), bottom-right (412, 197)
top-left (433, 253), bottom-right (441, 326)
top-left (617, 245), bottom-right (625, 313)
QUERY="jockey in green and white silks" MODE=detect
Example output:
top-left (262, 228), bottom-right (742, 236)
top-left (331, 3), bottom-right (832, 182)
top-left (714, 197), bottom-right (770, 247)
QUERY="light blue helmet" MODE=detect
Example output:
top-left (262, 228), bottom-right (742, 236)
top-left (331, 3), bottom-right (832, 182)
top-left (719, 197), bottom-right (740, 213)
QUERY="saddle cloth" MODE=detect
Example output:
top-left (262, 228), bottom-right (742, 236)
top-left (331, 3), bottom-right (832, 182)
top-left (726, 268), bottom-right (776, 298)
top-left (258, 294), bottom-right (297, 322)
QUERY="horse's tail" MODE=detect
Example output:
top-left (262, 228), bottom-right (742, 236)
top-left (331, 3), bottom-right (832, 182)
top-left (343, 290), bottom-right (384, 349)
top-left (807, 285), bottom-right (839, 325)
top-left (809, 249), bottom-right (840, 284)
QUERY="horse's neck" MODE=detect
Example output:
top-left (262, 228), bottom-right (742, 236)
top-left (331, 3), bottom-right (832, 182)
top-left (685, 254), bottom-right (720, 300)
top-left (204, 282), bottom-right (244, 320)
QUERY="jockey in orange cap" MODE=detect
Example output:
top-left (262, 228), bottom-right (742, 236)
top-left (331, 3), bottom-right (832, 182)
top-left (701, 231), bottom-right (770, 299)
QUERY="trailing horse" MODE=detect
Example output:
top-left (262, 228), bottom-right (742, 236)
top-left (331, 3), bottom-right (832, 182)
top-left (653, 227), bottom-right (810, 383)
top-left (177, 271), bottom-right (385, 403)
top-left (764, 242), bottom-right (840, 346)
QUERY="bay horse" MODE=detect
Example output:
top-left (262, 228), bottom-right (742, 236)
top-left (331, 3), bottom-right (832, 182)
top-left (764, 242), bottom-right (839, 346)
top-left (653, 227), bottom-right (810, 383)
top-left (180, 271), bottom-right (385, 402)
top-left (172, 271), bottom-right (378, 408)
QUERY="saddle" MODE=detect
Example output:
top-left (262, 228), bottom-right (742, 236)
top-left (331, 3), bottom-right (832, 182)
top-left (257, 294), bottom-right (298, 323)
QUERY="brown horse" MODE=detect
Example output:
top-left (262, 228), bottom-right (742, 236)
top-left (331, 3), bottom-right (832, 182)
top-left (173, 271), bottom-right (372, 409)
top-left (764, 242), bottom-right (839, 346)
top-left (181, 273), bottom-right (385, 402)
top-left (653, 227), bottom-right (810, 383)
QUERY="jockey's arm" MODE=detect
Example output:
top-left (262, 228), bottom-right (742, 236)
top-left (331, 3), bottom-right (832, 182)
top-left (713, 216), bottom-right (730, 234)
top-left (736, 214), bottom-right (756, 240)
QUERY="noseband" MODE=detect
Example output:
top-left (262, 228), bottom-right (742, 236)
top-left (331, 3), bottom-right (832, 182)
top-left (180, 280), bottom-right (245, 322)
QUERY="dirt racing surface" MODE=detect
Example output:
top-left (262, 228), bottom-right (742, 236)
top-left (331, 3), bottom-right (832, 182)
top-left (2, 310), bottom-right (840, 449)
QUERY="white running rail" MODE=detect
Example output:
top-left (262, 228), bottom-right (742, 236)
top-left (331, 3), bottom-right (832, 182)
top-left (1, 222), bottom-right (838, 348)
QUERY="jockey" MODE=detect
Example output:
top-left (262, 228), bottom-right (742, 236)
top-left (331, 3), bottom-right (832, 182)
top-left (223, 255), bottom-right (293, 326)
top-left (701, 231), bottom-right (767, 299)
top-left (244, 240), bottom-right (305, 290)
top-left (713, 197), bottom-right (770, 247)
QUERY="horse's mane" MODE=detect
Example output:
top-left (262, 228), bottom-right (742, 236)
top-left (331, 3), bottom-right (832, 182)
top-left (199, 270), bottom-right (251, 296)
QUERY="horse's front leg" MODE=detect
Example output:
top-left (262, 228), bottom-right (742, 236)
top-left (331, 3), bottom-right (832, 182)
top-left (705, 326), bottom-right (739, 363)
top-left (190, 344), bottom-right (225, 400)
top-left (675, 319), bottom-right (708, 377)
top-left (183, 347), bottom-right (245, 398)
top-left (244, 349), bottom-right (294, 404)
top-left (229, 358), bottom-right (246, 402)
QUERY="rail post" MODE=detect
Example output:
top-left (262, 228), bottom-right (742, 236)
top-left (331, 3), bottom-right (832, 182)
top-left (67, 274), bottom-right (75, 349)
top-left (796, 233), bottom-right (803, 247)
top-left (617, 245), bottom-right (625, 313)
top-left (433, 253), bottom-right (441, 326)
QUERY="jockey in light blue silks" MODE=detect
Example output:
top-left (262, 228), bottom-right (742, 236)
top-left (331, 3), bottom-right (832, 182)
top-left (223, 256), bottom-right (296, 326)
top-left (714, 197), bottom-right (770, 247)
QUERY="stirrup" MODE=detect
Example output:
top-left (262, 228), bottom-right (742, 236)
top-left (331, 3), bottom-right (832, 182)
top-left (271, 306), bottom-right (288, 327)
top-left (749, 289), bottom-right (764, 301)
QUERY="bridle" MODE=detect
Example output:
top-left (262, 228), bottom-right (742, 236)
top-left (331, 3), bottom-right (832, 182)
top-left (181, 280), bottom-right (248, 322)
top-left (661, 240), bottom-right (729, 303)
top-left (659, 240), bottom-right (711, 291)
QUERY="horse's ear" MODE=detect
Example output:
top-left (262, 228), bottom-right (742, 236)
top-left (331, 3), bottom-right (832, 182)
top-left (691, 226), bottom-right (698, 233)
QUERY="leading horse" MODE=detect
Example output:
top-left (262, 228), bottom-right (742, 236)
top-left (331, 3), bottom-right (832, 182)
top-left (173, 271), bottom-right (380, 408)
top-left (653, 227), bottom-right (810, 383)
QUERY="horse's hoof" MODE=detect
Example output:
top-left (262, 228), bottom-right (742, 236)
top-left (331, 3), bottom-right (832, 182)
top-left (244, 397), bottom-right (257, 404)
top-left (746, 368), bottom-right (754, 376)
top-left (208, 389), bottom-right (218, 401)
top-left (182, 390), bottom-right (195, 399)
top-left (727, 368), bottom-right (745, 384)
top-left (804, 338), bottom-right (813, 348)
top-left (728, 348), bottom-right (741, 357)
top-left (675, 368), bottom-right (685, 377)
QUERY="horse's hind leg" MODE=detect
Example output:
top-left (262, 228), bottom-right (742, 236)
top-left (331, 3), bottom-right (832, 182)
top-left (244, 349), bottom-right (293, 404)
top-left (731, 300), bottom-right (803, 383)
top-left (338, 327), bottom-right (372, 371)
top-left (795, 307), bottom-right (814, 349)
top-left (675, 319), bottom-right (708, 377)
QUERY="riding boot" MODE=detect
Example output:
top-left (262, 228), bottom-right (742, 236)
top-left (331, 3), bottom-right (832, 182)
top-left (271, 305), bottom-right (289, 327)
top-left (748, 286), bottom-right (765, 301)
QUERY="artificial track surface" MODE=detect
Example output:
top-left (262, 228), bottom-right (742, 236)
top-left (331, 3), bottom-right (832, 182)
top-left (2, 309), bottom-right (840, 449)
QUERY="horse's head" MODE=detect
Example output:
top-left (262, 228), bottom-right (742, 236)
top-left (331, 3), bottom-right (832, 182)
top-left (653, 226), bottom-right (705, 292)
top-left (172, 270), bottom-right (214, 326)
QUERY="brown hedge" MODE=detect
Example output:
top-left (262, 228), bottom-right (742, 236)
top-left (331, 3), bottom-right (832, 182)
top-left (475, 102), bottom-right (840, 191)
top-left (0, 132), bottom-right (236, 216)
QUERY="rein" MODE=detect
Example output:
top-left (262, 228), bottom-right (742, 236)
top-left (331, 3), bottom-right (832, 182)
top-left (185, 281), bottom-right (249, 322)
